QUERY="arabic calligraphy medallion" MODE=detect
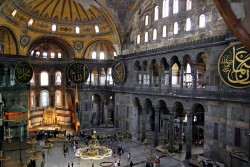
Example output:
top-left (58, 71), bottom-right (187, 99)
top-left (112, 60), bottom-right (125, 84)
top-left (218, 43), bottom-right (250, 88)
top-left (14, 61), bottom-right (33, 84)
top-left (67, 62), bottom-right (90, 84)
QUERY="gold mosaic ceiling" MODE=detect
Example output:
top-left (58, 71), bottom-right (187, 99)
top-left (3, 0), bottom-right (113, 35)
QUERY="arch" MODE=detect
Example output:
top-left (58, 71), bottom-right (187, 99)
top-left (183, 55), bottom-right (193, 88)
top-left (28, 36), bottom-right (74, 59)
top-left (161, 58), bottom-right (170, 87)
top-left (192, 103), bottom-right (205, 147)
top-left (91, 68), bottom-right (98, 85)
top-left (55, 90), bottom-right (62, 108)
top-left (196, 52), bottom-right (208, 88)
top-left (55, 71), bottom-right (62, 86)
top-left (174, 101), bottom-right (185, 118)
top-left (171, 56), bottom-right (181, 86)
top-left (84, 40), bottom-right (116, 60)
top-left (40, 71), bottom-right (49, 86)
top-left (0, 26), bottom-right (19, 55)
top-left (100, 68), bottom-right (106, 85)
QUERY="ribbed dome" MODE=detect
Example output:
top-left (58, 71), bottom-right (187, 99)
top-left (3, 0), bottom-right (112, 35)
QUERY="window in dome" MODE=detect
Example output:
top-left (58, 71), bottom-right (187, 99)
top-left (163, 25), bottom-right (167, 37)
top-left (43, 52), bottom-right (47, 58)
top-left (95, 25), bottom-right (99, 33)
top-left (153, 29), bottom-right (157, 40)
top-left (174, 22), bottom-right (178, 34)
top-left (100, 52), bottom-right (105, 60)
top-left (114, 52), bottom-right (117, 57)
top-left (173, 0), bottom-right (179, 14)
top-left (154, 6), bottom-right (159, 21)
top-left (75, 26), bottom-right (80, 34)
top-left (137, 34), bottom-right (140, 44)
top-left (28, 19), bottom-right (33, 27)
top-left (92, 51), bottom-right (97, 59)
top-left (30, 50), bottom-right (34, 56)
top-left (12, 10), bottom-right (17, 17)
top-left (186, 0), bottom-right (192, 11)
top-left (52, 24), bottom-right (57, 31)
top-left (162, 0), bottom-right (169, 18)
top-left (51, 52), bottom-right (55, 58)
top-left (145, 32), bottom-right (148, 42)
top-left (145, 15), bottom-right (149, 26)
top-left (36, 51), bottom-right (40, 57)
top-left (58, 53), bottom-right (62, 58)
top-left (186, 18), bottom-right (191, 31)
top-left (199, 14), bottom-right (206, 28)
top-left (40, 71), bottom-right (49, 86)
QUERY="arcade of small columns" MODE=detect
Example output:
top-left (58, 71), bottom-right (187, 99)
top-left (112, 97), bottom-right (205, 160)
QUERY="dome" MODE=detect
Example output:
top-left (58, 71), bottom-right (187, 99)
top-left (2, 0), bottom-right (113, 35)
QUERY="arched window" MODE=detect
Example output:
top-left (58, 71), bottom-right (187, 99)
top-left (50, 52), bottom-right (55, 58)
top-left (107, 68), bottom-right (113, 85)
top-left (40, 71), bottom-right (49, 86)
top-left (186, 18), bottom-right (191, 31)
top-left (28, 19), bottom-right (33, 27)
top-left (137, 34), bottom-right (140, 44)
top-left (51, 24), bottom-right (57, 31)
top-left (75, 26), bottom-right (80, 34)
top-left (40, 90), bottom-right (49, 107)
top-left (12, 10), bottom-right (17, 17)
top-left (100, 68), bottom-right (106, 85)
top-left (58, 53), bottom-right (62, 58)
top-left (42, 52), bottom-right (47, 58)
top-left (30, 91), bottom-right (35, 109)
top-left (162, 25), bottom-right (167, 37)
top-left (100, 52), bottom-right (105, 60)
top-left (36, 51), bottom-right (40, 57)
top-left (95, 25), bottom-right (99, 33)
top-left (55, 90), bottom-right (62, 107)
top-left (162, 0), bottom-right (169, 18)
top-left (172, 63), bottom-right (180, 86)
top-left (153, 29), bottom-right (157, 40)
top-left (145, 15), bottom-right (149, 26)
top-left (154, 6), bottom-right (159, 21)
top-left (174, 22), bottom-right (178, 34)
top-left (199, 14), bottom-right (206, 28)
top-left (186, 0), bottom-right (192, 11)
top-left (173, 0), bottom-right (179, 14)
top-left (55, 71), bottom-right (62, 85)
top-left (145, 32), bottom-right (148, 42)
top-left (92, 51), bottom-right (97, 59)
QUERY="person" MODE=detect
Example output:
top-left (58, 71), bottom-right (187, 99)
top-left (127, 152), bottom-right (131, 161)
top-left (68, 163), bottom-right (70, 167)
top-left (92, 163), bottom-right (94, 167)
top-left (71, 162), bottom-right (74, 167)
top-left (114, 161), bottom-right (118, 167)
top-left (117, 158), bottom-right (120, 166)
top-left (130, 161), bottom-right (134, 167)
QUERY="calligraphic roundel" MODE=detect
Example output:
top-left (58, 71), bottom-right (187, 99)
top-left (67, 62), bottom-right (90, 84)
top-left (218, 42), bottom-right (250, 88)
top-left (111, 60), bottom-right (126, 84)
top-left (14, 61), bottom-right (33, 84)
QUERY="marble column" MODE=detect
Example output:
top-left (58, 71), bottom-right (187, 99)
top-left (154, 107), bottom-right (160, 147)
top-left (149, 65), bottom-right (153, 88)
top-left (168, 112), bottom-right (175, 153)
top-left (97, 71), bottom-right (100, 86)
top-left (179, 117), bottom-right (184, 150)
top-left (192, 64), bottom-right (197, 91)
top-left (158, 65), bottom-right (162, 89)
top-left (141, 108), bottom-right (147, 142)
top-left (180, 64), bottom-right (184, 89)
top-left (164, 118), bottom-right (169, 144)
top-left (186, 112), bottom-right (192, 159)
top-left (169, 65), bottom-right (172, 92)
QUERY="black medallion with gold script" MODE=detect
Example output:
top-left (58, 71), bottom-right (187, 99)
top-left (14, 61), bottom-right (33, 84)
top-left (112, 60), bottom-right (126, 84)
top-left (218, 43), bottom-right (250, 88)
top-left (67, 62), bottom-right (90, 84)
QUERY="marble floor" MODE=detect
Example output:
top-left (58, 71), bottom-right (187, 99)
top-left (1, 127), bottom-right (203, 167)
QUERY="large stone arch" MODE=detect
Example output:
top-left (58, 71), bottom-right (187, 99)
top-left (0, 26), bottom-right (19, 55)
